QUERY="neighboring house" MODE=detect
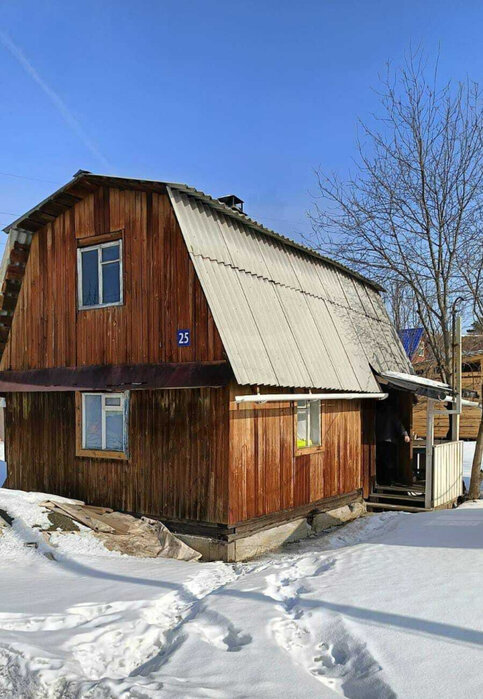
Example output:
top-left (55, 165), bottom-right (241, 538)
top-left (412, 336), bottom-right (483, 440)
top-left (398, 328), bottom-right (426, 363)
top-left (0, 172), bottom-right (457, 559)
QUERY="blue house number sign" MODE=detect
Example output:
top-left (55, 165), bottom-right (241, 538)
top-left (177, 329), bottom-right (191, 347)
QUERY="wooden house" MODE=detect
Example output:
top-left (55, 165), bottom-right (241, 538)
top-left (411, 336), bottom-right (483, 440)
top-left (0, 172), bottom-right (463, 559)
top-left (398, 327), bottom-right (425, 363)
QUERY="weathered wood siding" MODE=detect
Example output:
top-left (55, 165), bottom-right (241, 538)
top-left (0, 187), bottom-right (224, 370)
top-left (5, 388), bottom-right (229, 523)
top-left (228, 386), bottom-right (363, 524)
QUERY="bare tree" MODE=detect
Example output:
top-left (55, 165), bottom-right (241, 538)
top-left (384, 280), bottom-right (419, 333)
top-left (457, 239), bottom-right (483, 331)
top-left (309, 51), bottom-right (483, 383)
top-left (468, 381), bottom-right (483, 500)
top-left (468, 318), bottom-right (483, 334)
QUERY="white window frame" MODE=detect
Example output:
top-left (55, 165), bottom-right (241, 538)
top-left (296, 400), bottom-right (322, 449)
top-left (77, 240), bottom-right (123, 310)
top-left (81, 392), bottom-right (128, 453)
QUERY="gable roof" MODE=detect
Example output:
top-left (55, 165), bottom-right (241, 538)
top-left (0, 172), bottom-right (411, 389)
top-left (398, 328), bottom-right (424, 360)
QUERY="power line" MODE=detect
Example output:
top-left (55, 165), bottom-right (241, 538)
top-left (0, 170), bottom-right (61, 185)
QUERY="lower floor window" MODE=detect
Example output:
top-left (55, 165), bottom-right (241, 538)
top-left (297, 400), bottom-right (321, 449)
top-left (82, 392), bottom-right (128, 453)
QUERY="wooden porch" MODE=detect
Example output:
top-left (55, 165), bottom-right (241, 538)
top-left (367, 437), bottom-right (464, 513)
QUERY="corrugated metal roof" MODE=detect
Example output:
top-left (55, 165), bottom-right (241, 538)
top-left (379, 370), bottom-right (451, 400)
top-left (168, 186), bottom-right (411, 391)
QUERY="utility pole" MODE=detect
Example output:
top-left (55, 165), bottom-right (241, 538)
top-left (451, 315), bottom-right (462, 442)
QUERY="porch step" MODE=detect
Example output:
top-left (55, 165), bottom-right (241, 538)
top-left (369, 493), bottom-right (425, 503)
top-left (373, 484), bottom-right (425, 494)
top-left (366, 502), bottom-right (431, 513)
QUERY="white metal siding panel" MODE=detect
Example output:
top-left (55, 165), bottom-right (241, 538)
top-left (433, 441), bottom-right (463, 507)
top-left (286, 249), bottom-right (329, 299)
top-left (366, 286), bottom-right (391, 323)
top-left (338, 273), bottom-right (366, 316)
top-left (374, 320), bottom-right (401, 372)
top-left (347, 308), bottom-right (386, 374)
top-left (316, 264), bottom-right (348, 307)
top-left (378, 320), bottom-right (411, 372)
top-left (354, 281), bottom-right (381, 320)
top-left (170, 190), bottom-right (234, 264)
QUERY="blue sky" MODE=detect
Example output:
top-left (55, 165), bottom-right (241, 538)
top-left (0, 0), bottom-right (482, 256)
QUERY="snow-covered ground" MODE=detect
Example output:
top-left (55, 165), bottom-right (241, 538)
top-left (0, 444), bottom-right (482, 698)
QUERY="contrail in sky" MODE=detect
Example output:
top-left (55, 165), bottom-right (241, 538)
top-left (0, 31), bottom-right (111, 169)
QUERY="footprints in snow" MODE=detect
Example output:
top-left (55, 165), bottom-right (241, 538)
top-left (72, 565), bottom-right (253, 680)
top-left (309, 631), bottom-right (396, 698)
top-left (0, 562), bottom-right (253, 692)
top-left (266, 554), bottom-right (395, 698)
top-left (191, 608), bottom-right (252, 653)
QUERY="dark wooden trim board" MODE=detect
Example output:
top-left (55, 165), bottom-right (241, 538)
top-left (158, 490), bottom-right (362, 542)
top-left (0, 361), bottom-right (233, 392)
top-left (76, 229), bottom-right (123, 247)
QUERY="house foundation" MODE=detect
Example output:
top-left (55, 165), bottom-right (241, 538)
top-left (177, 499), bottom-right (366, 562)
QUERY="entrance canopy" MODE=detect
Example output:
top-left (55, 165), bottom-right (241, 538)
top-left (377, 370), bottom-right (451, 401)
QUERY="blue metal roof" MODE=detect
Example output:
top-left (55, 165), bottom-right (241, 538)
top-left (398, 328), bottom-right (424, 360)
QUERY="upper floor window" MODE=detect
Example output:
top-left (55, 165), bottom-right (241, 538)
top-left (297, 400), bottom-right (321, 449)
top-left (77, 240), bottom-right (123, 309)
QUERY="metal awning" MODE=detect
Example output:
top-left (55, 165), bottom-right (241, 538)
top-left (377, 371), bottom-right (451, 401)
